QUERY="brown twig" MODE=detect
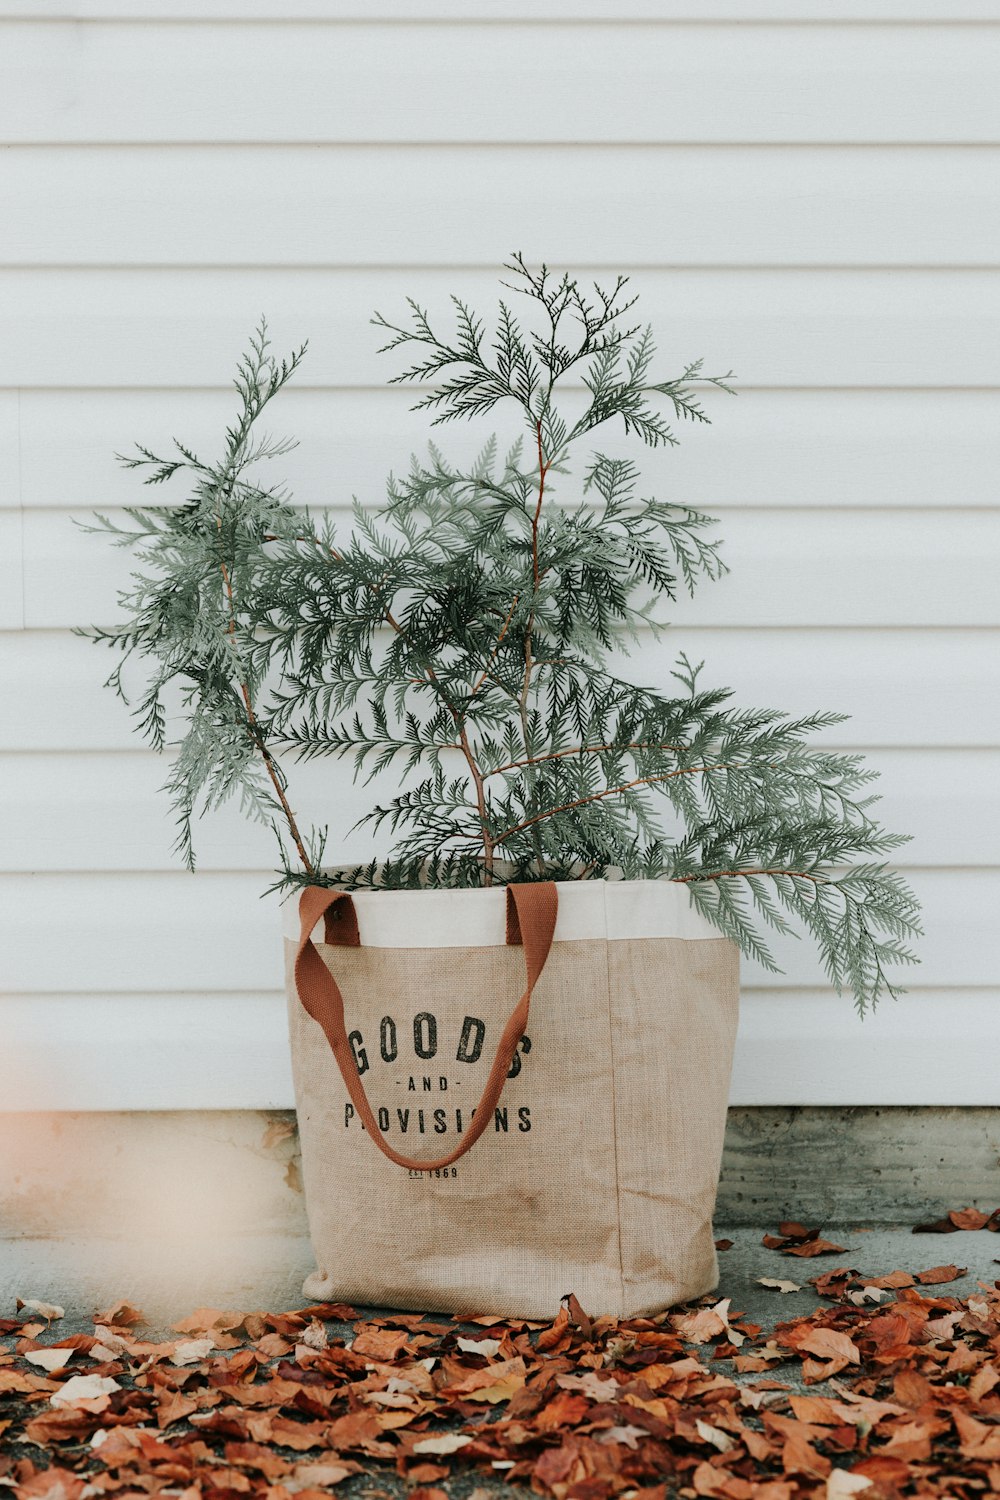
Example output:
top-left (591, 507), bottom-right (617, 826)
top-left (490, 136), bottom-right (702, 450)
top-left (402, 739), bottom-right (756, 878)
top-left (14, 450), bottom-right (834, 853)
top-left (491, 763), bottom-right (740, 849)
top-left (484, 740), bottom-right (685, 781)
top-left (671, 868), bottom-right (823, 886)
top-left (530, 419), bottom-right (547, 589)
top-left (468, 594), bottom-right (519, 699)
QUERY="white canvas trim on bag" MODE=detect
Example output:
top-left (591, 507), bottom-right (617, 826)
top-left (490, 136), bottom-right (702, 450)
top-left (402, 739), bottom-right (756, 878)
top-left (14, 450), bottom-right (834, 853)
top-left (281, 878), bottom-right (719, 947)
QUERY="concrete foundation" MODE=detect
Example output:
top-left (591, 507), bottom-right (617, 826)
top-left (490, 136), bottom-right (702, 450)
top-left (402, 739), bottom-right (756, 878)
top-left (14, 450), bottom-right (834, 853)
top-left (2, 1107), bottom-right (997, 1330)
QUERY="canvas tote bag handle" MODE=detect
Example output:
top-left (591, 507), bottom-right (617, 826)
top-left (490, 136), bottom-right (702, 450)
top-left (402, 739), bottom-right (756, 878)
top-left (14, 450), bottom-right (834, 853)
top-left (294, 882), bottom-right (558, 1172)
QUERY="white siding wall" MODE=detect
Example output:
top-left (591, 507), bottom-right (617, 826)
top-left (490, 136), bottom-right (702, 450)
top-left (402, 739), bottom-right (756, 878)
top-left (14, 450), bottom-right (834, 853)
top-left (1, 3), bottom-right (998, 1109)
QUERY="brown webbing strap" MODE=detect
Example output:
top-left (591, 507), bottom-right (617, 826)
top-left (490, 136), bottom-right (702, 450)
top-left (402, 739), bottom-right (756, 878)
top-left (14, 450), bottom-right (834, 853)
top-left (294, 882), bottom-right (558, 1171)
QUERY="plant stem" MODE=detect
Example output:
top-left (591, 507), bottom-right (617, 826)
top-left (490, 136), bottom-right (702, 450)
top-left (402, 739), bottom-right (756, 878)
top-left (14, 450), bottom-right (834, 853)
top-left (219, 555), bottom-right (315, 878)
top-left (491, 763), bottom-right (741, 849)
top-left (484, 740), bottom-right (685, 781)
top-left (518, 420), bottom-right (550, 871)
top-left (468, 594), bottom-right (519, 699)
top-left (672, 868), bottom-right (822, 886)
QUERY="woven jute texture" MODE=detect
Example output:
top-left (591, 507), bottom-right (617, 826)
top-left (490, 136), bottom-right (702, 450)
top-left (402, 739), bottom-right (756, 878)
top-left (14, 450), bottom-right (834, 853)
top-left (285, 880), bottom-right (738, 1319)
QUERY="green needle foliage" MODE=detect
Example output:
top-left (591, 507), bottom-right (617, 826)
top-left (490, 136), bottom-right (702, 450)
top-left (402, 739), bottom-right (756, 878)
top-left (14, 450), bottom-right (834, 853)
top-left (84, 257), bottom-right (921, 1013)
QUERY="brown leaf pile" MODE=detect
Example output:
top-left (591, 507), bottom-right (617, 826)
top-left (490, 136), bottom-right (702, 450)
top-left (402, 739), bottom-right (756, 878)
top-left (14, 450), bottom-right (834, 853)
top-left (2, 1266), bottom-right (1000, 1500)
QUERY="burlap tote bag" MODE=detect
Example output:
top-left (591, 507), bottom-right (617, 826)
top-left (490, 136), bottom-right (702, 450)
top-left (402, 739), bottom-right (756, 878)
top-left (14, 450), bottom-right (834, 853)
top-left (287, 878), bottom-right (738, 1320)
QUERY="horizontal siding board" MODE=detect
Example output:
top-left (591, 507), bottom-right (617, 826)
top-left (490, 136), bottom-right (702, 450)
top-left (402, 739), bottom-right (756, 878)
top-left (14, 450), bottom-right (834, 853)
top-left (7, 4), bottom-right (1000, 20)
top-left (5, 5), bottom-right (1000, 21)
top-left (29, 506), bottom-right (1000, 630)
top-left (2, 749), bottom-right (993, 873)
top-left (14, 387), bottom-right (1000, 514)
top-left (729, 991), bottom-right (1000, 1107)
top-left (15, 387), bottom-right (1000, 516)
top-left (3, 627), bottom-right (994, 751)
top-left (3, 23), bottom-right (1000, 144)
top-left (4, 268), bottom-right (1000, 388)
top-left (0, 869), bottom-right (987, 993)
top-left (0, 988), bottom-right (993, 1112)
top-left (6, 146), bottom-right (1000, 269)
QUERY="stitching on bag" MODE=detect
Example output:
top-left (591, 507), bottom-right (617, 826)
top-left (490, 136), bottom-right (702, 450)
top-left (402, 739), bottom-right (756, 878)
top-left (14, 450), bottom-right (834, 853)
top-left (602, 882), bottom-right (628, 1314)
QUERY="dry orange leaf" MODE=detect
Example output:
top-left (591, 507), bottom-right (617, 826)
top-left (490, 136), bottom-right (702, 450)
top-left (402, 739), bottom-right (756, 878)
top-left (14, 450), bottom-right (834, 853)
top-left (915, 1262), bottom-right (965, 1284)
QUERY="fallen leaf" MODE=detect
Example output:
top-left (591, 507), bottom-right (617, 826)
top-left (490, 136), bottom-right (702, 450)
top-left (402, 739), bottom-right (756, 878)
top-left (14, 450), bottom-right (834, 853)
top-left (24, 1347), bottom-right (76, 1372)
top-left (595, 1423), bottom-right (647, 1449)
top-left (298, 1319), bottom-right (329, 1351)
top-left (411, 1433), bottom-right (473, 1456)
top-left (406, 1463), bottom-right (450, 1484)
top-left (758, 1278), bottom-right (802, 1294)
top-left (170, 1338), bottom-right (215, 1366)
top-left (673, 1298), bottom-right (743, 1346)
top-left (949, 1206), bottom-right (990, 1230)
top-left (862, 1270), bottom-right (914, 1289)
top-left (846, 1286), bottom-right (886, 1305)
top-left (557, 1371), bottom-right (620, 1401)
top-left (778, 1221), bottom-right (813, 1239)
top-left (695, 1417), bottom-right (735, 1452)
top-left (90, 1325), bottom-right (130, 1355)
top-left (351, 1325), bottom-right (410, 1361)
top-left (173, 1308), bottom-right (242, 1334)
top-left (13, 1466), bottom-right (84, 1500)
top-left (565, 1292), bottom-right (593, 1341)
top-left (49, 1373), bottom-right (121, 1409)
top-left (88, 1341), bottom-right (122, 1362)
top-left (798, 1329), bottom-right (860, 1365)
top-left (452, 1359), bottom-right (526, 1404)
top-left (970, 1362), bottom-right (1000, 1400)
top-left (536, 1304), bottom-right (570, 1351)
top-left (784, 1238), bottom-right (850, 1258)
top-left (456, 1336), bottom-right (501, 1357)
top-left (826, 1473), bottom-right (872, 1498)
top-left (16, 1300), bottom-right (65, 1322)
top-left (954, 1407), bottom-right (1000, 1459)
top-left (915, 1263), bottom-right (965, 1284)
top-left (93, 1300), bottom-right (145, 1327)
top-left (534, 1391), bottom-right (591, 1429)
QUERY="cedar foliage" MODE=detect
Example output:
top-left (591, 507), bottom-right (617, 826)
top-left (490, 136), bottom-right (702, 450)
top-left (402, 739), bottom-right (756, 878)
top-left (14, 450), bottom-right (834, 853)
top-left (84, 258), bottom-right (921, 1013)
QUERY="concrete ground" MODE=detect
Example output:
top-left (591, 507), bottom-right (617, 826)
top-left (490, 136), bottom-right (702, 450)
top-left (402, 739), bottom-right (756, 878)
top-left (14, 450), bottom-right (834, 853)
top-left (2, 1223), bottom-right (996, 1342)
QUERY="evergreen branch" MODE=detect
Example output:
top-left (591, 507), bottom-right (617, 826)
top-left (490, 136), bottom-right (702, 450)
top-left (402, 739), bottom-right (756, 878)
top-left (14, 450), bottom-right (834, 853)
top-left (218, 550), bottom-right (314, 878)
top-left (87, 258), bottom-right (919, 1013)
top-left (492, 764), bottom-right (743, 849)
top-left (483, 739), bottom-right (686, 780)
